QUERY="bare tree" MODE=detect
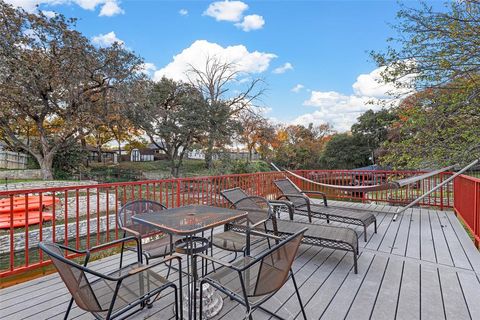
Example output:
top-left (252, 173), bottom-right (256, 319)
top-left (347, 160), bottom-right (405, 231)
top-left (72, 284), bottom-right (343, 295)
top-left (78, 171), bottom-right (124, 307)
top-left (186, 56), bottom-right (265, 168)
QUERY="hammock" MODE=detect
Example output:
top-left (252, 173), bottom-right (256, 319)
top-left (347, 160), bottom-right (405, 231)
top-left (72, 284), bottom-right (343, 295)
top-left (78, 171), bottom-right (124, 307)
top-left (271, 163), bottom-right (455, 193)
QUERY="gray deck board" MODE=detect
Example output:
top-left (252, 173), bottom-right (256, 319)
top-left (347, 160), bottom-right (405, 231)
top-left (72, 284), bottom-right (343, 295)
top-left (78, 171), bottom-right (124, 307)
top-left (1, 201), bottom-right (480, 320)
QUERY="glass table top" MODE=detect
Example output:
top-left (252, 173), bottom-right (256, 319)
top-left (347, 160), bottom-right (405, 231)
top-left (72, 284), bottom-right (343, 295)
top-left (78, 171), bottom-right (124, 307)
top-left (131, 205), bottom-right (248, 236)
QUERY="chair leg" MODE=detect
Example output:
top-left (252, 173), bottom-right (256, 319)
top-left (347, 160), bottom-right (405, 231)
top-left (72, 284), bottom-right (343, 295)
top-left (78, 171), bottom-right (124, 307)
top-left (364, 225), bottom-right (368, 242)
top-left (173, 285), bottom-right (179, 320)
top-left (166, 259), bottom-right (172, 279)
top-left (374, 220), bottom-right (377, 233)
top-left (353, 251), bottom-right (358, 274)
top-left (64, 297), bottom-right (74, 320)
top-left (199, 280), bottom-right (205, 320)
top-left (291, 272), bottom-right (307, 320)
top-left (119, 238), bottom-right (125, 269)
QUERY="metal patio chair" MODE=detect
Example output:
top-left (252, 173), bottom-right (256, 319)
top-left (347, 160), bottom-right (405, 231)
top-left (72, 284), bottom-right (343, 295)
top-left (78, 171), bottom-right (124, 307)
top-left (209, 190), bottom-right (277, 259)
top-left (118, 200), bottom-right (176, 272)
top-left (221, 188), bottom-right (359, 273)
top-left (274, 178), bottom-right (377, 241)
top-left (39, 237), bottom-right (182, 320)
top-left (196, 229), bottom-right (308, 320)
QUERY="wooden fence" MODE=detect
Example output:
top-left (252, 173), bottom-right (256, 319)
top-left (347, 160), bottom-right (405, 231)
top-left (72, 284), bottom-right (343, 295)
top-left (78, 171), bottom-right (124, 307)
top-left (0, 151), bottom-right (27, 169)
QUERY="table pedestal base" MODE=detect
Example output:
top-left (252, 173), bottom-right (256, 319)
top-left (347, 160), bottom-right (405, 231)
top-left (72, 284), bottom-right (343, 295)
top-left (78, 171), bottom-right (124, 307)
top-left (181, 283), bottom-right (223, 319)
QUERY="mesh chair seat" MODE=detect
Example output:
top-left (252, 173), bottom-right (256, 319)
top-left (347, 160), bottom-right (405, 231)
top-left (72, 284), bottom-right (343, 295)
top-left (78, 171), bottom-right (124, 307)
top-left (269, 220), bottom-right (358, 252)
top-left (210, 231), bottom-right (264, 252)
top-left (126, 235), bottom-right (176, 259)
top-left (118, 200), bottom-right (175, 264)
top-left (90, 263), bottom-right (170, 316)
top-left (298, 203), bottom-right (377, 226)
top-left (206, 256), bottom-right (271, 305)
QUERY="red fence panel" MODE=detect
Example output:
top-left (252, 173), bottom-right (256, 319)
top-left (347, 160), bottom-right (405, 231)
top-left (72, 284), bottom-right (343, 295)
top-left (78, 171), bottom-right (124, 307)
top-left (454, 175), bottom-right (480, 247)
top-left (0, 169), bottom-right (455, 278)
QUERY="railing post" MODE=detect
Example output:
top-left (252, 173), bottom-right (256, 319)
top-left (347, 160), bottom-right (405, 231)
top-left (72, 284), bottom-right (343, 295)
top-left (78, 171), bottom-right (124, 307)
top-left (475, 182), bottom-right (479, 248)
top-left (176, 180), bottom-right (181, 207)
top-left (440, 176), bottom-right (444, 211)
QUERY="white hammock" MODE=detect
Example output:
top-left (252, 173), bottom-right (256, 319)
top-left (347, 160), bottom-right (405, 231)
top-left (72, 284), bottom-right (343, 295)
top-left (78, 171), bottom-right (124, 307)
top-left (271, 163), bottom-right (455, 192)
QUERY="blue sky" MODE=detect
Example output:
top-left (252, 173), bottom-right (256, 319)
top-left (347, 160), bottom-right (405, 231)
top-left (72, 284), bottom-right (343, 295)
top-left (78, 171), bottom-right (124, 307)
top-left (8, 0), bottom-right (428, 131)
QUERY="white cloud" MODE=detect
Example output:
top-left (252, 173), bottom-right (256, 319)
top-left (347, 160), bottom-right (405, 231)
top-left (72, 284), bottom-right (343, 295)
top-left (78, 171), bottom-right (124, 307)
top-left (179, 8), bottom-right (188, 16)
top-left (203, 0), bottom-right (248, 22)
top-left (291, 84), bottom-right (304, 93)
top-left (138, 62), bottom-right (157, 76)
top-left (99, 0), bottom-right (124, 16)
top-left (5, 0), bottom-right (124, 17)
top-left (293, 66), bottom-right (411, 132)
top-left (41, 10), bottom-right (56, 17)
top-left (153, 39), bottom-right (277, 82)
top-left (235, 14), bottom-right (265, 31)
top-left (92, 31), bottom-right (124, 47)
top-left (273, 62), bottom-right (293, 74)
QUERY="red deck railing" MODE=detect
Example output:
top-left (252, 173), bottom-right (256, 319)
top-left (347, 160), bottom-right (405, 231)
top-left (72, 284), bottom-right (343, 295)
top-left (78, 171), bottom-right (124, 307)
top-left (454, 174), bottom-right (480, 247)
top-left (0, 169), bottom-right (454, 278)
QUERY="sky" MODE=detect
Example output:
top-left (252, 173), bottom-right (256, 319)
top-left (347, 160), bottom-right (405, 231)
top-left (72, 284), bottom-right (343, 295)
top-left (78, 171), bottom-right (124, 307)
top-left (6, 0), bottom-right (428, 132)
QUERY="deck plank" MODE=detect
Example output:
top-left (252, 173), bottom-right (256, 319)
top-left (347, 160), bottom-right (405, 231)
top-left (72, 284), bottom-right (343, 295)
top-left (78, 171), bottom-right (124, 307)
top-left (396, 261), bottom-right (420, 320)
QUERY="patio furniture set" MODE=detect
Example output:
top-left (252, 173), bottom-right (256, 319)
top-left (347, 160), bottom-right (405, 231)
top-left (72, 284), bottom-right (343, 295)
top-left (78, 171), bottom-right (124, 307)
top-left (38, 179), bottom-right (377, 319)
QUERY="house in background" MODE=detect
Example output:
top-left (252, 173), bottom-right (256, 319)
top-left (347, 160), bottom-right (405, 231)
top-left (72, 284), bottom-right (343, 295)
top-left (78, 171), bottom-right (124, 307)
top-left (130, 148), bottom-right (156, 162)
top-left (85, 145), bottom-right (118, 164)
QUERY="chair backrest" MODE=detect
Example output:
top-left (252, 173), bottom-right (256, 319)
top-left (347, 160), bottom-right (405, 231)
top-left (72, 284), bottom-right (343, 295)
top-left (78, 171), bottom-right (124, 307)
top-left (39, 242), bottom-right (107, 312)
top-left (220, 188), bottom-right (272, 226)
top-left (118, 200), bottom-right (166, 234)
top-left (274, 178), bottom-right (305, 206)
top-left (249, 229), bottom-right (306, 297)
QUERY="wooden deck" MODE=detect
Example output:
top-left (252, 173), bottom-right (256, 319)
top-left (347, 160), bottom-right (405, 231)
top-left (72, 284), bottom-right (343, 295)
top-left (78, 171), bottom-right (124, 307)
top-left (1, 201), bottom-right (480, 320)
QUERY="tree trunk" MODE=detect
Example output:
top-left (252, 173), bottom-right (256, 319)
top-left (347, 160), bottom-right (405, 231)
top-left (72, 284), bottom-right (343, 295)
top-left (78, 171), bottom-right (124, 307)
top-left (37, 154), bottom-right (54, 180)
top-left (204, 138), bottom-right (214, 169)
top-left (171, 164), bottom-right (179, 178)
top-left (117, 141), bottom-right (122, 163)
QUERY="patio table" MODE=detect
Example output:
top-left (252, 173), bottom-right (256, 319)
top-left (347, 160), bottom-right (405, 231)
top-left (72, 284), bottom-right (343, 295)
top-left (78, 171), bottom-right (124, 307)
top-left (132, 204), bottom-right (248, 320)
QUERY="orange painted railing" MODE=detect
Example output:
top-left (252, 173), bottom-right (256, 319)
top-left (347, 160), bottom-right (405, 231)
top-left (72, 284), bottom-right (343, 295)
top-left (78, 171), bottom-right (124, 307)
top-left (0, 169), bottom-right (454, 278)
top-left (454, 174), bottom-right (480, 247)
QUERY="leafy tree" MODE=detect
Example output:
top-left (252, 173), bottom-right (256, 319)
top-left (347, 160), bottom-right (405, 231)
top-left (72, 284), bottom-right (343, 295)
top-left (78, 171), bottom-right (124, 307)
top-left (52, 143), bottom-right (87, 179)
top-left (351, 109), bottom-right (398, 163)
top-left (372, 1), bottom-right (480, 96)
top-left (130, 78), bottom-right (207, 177)
top-left (187, 56), bottom-right (265, 169)
top-left (380, 82), bottom-right (480, 168)
top-left (371, 1), bottom-right (480, 167)
top-left (320, 133), bottom-right (371, 169)
top-left (237, 110), bottom-right (274, 161)
top-left (0, 3), bottom-right (142, 179)
top-left (273, 123), bottom-right (333, 169)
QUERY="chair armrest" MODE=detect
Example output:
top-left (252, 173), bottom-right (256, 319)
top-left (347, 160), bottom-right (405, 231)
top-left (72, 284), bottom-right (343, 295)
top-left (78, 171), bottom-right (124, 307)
top-left (268, 200), bottom-right (295, 220)
top-left (120, 226), bottom-right (142, 238)
top-left (194, 253), bottom-right (240, 271)
top-left (90, 236), bottom-right (140, 253)
top-left (250, 230), bottom-right (283, 241)
top-left (301, 190), bottom-right (328, 206)
top-left (124, 255), bottom-right (182, 278)
top-left (276, 194), bottom-right (310, 206)
top-left (250, 218), bottom-right (270, 229)
top-left (276, 194), bottom-right (313, 222)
